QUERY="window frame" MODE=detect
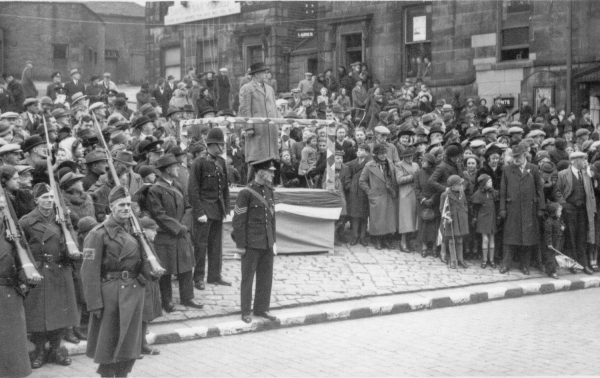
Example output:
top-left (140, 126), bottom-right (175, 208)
top-left (162, 45), bottom-right (182, 80)
top-left (498, 0), bottom-right (532, 62)
top-left (403, 4), bottom-right (432, 80)
top-left (53, 44), bottom-right (69, 60)
top-left (244, 44), bottom-right (264, 69)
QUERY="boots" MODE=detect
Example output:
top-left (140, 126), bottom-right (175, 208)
top-left (73, 326), bottom-right (87, 341)
top-left (30, 333), bottom-right (46, 369)
top-left (63, 327), bottom-right (80, 344)
top-left (48, 330), bottom-right (71, 366)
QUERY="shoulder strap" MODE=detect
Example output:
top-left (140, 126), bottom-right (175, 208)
top-left (242, 187), bottom-right (274, 215)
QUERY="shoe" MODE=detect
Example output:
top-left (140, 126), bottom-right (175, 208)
top-left (593, 265), bottom-right (600, 272)
top-left (163, 301), bottom-right (175, 313)
top-left (241, 315), bottom-right (252, 323)
top-left (208, 279), bottom-right (232, 286)
top-left (360, 238), bottom-right (368, 247)
top-left (458, 261), bottom-right (469, 269)
top-left (63, 328), bottom-right (80, 344)
top-left (31, 348), bottom-right (46, 369)
top-left (349, 237), bottom-right (358, 246)
top-left (399, 244), bottom-right (409, 253)
top-left (194, 281), bottom-right (206, 290)
top-left (381, 240), bottom-right (392, 250)
top-left (569, 267), bottom-right (578, 274)
top-left (421, 250), bottom-right (427, 258)
top-left (254, 311), bottom-right (277, 321)
top-left (481, 261), bottom-right (488, 269)
top-left (549, 273), bottom-right (559, 279)
top-left (181, 300), bottom-right (204, 309)
top-left (584, 267), bottom-right (594, 275)
top-left (375, 240), bottom-right (382, 250)
top-left (490, 262), bottom-right (496, 269)
top-left (449, 261), bottom-right (456, 269)
top-left (499, 267), bottom-right (509, 274)
top-left (141, 345), bottom-right (160, 355)
top-left (48, 350), bottom-right (71, 366)
top-left (521, 267), bottom-right (530, 275)
top-left (73, 327), bottom-right (87, 341)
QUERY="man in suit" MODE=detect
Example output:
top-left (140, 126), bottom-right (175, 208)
top-left (215, 68), bottom-right (231, 111)
top-left (499, 144), bottom-right (545, 275)
top-left (64, 68), bottom-right (86, 102)
top-left (46, 72), bottom-right (63, 101)
top-left (21, 98), bottom-right (41, 136)
top-left (554, 151), bottom-right (595, 275)
top-left (165, 75), bottom-right (176, 100)
top-left (21, 60), bottom-right (38, 99)
top-left (3, 74), bottom-right (24, 112)
top-left (188, 128), bottom-right (231, 290)
top-left (152, 78), bottom-right (170, 116)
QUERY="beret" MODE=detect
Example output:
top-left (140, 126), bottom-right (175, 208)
top-left (108, 185), bottom-right (129, 204)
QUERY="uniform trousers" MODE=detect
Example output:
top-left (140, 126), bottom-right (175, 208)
top-left (159, 271), bottom-right (194, 304)
top-left (241, 248), bottom-right (273, 316)
top-left (502, 244), bottom-right (531, 270)
top-left (193, 219), bottom-right (223, 283)
top-left (563, 204), bottom-right (589, 267)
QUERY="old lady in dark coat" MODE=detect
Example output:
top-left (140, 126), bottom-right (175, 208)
top-left (148, 155), bottom-right (201, 311)
top-left (414, 153), bottom-right (440, 257)
top-left (342, 144), bottom-right (371, 246)
top-left (82, 186), bottom-right (156, 377)
top-left (499, 145), bottom-right (545, 275)
top-left (19, 183), bottom-right (79, 368)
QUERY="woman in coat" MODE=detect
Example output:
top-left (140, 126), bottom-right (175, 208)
top-left (0, 192), bottom-right (36, 377)
top-left (397, 147), bottom-right (419, 252)
top-left (19, 183), bottom-right (79, 369)
top-left (414, 153), bottom-right (440, 258)
top-left (343, 144), bottom-right (371, 246)
top-left (359, 143), bottom-right (399, 250)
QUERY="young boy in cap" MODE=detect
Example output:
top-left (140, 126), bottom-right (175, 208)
top-left (440, 175), bottom-right (470, 269)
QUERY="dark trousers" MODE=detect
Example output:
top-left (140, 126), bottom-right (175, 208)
top-left (563, 205), bottom-right (589, 267)
top-left (159, 270), bottom-right (194, 304)
top-left (193, 219), bottom-right (223, 283)
top-left (502, 244), bottom-right (531, 270)
top-left (241, 248), bottom-right (273, 316)
top-left (351, 217), bottom-right (368, 239)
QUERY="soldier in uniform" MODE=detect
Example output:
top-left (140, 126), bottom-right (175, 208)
top-left (81, 185), bottom-right (159, 377)
top-left (232, 158), bottom-right (277, 323)
top-left (188, 127), bottom-right (231, 290)
top-left (148, 154), bottom-right (202, 312)
top-left (19, 183), bottom-right (79, 369)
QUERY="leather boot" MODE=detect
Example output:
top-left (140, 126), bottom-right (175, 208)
top-left (30, 333), bottom-right (46, 369)
top-left (73, 326), bottom-right (87, 341)
top-left (63, 327), bottom-right (80, 344)
top-left (48, 331), bottom-right (71, 366)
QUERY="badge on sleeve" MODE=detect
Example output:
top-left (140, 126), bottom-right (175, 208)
top-left (83, 248), bottom-right (96, 260)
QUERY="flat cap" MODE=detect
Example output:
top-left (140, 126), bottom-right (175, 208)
top-left (569, 151), bottom-right (587, 160)
top-left (508, 126), bottom-right (524, 135)
top-left (0, 112), bottom-right (19, 119)
top-left (89, 102), bottom-right (106, 111)
top-left (374, 126), bottom-right (390, 135)
top-left (481, 127), bottom-right (498, 136)
top-left (23, 98), bottom-right (39, 107)
top-left (470, 139), bottom-right (486, 149)
top-left (0, 143), bottom-right (21, 155)
top-left (576, 128), bottom-right (590, 137)
top-left (540, 138), bottom-right (555, 148)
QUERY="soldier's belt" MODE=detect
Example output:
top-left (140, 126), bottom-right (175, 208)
top-left (37, 254), bottom-right (65, 263)
top-left (0, 277), bottom-right (16, 286)
top-left (103, 271), bottom-right (139, 280)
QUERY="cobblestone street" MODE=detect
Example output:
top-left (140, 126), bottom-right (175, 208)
top-left (31, 286), bottom-right (600, 377)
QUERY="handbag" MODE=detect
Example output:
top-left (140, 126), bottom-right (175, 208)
top-left (420, 207), bottom-right (436, 221)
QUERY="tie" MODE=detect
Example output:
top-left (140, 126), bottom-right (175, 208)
top-left (578, 170), bottom-right (583, 182)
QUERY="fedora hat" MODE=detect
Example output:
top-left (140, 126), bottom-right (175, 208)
top-left (248, 62), bottom-right (269, 75)
top-left (21, 135), bottom-right (45, 152)
top-left (199, 107), bottom-right (216, 117)
top-left (114, 150), bottom-right (136, 166)
top-left (155, 154), bottom-right (179, 170)
top-left (166, 106), bottom-right (183, 118)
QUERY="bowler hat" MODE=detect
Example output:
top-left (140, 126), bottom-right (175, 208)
top-left (155, 154), bottom-right (179, 170)
top-left (21, 135), bottom-right (45, 152)
top-left (248, 62), bottom-right (269, 75)
top-left (131, 116), bottom-right (152, 130)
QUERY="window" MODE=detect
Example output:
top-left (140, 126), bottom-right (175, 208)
top-left (246, 45), bottom-right (264, 67)
top-left (53, 44), bottom-right (69, 60)
top-left (163, 46), bottom-right (181, 80)
top-left (344, 33), bottom-right (363, 67)
top-left (404, 6), bottom-right (432, 79)
top-left (500, 0), bottom-right (532, 61)
top-left (105, 50), bottom-right (119, 58)
top-left (196, 41), bottom-right (219, 72)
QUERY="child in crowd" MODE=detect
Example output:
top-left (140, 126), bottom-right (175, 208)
top-left (440, 175), bottom-right (470, 269)
top-left (471, 174), bottom-right (498, 269)
top-left (544, 202), bottom-right (563, 279)
top-left (299, 133), bottom-right (318, 182)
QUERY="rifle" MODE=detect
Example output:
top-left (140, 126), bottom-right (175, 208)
top-left (91, 113), bottom-right (165, 276)
top-left (41, 117), bottom-right (82, 259)
top-left (1, 187), bottom-right (43, 283)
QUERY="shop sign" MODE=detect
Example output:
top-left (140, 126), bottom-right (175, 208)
top-left (500, 96), bottom-right (515, 108)
top-left (297, 28), bottom-right (315, 38)
top-left (165, 1), bottom-right (241, 25)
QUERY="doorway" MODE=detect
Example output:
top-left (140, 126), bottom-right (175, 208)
top-left (307, 57), bottom-right (318, 76)
top-left (344, 33), bottom-right (363, 67)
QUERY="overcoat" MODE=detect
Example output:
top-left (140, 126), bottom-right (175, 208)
top-left (440, 189), bottom-right (470, 237)
top-left (82, 215), bottom-right (152, 364)
top-left (188, 154), bottom-right (230, 220)
top-left (414, 167), bottom-right (440, 244)
top-left (19, 207), bottom-right (79, 332)
top-left (397, 160), bottom-right (419, 233)
top-left (0, 222), bottom-right (31, 378)
top-left (358, 158), bottom-right (399, 236)
top-left (147, 177), bottom-right (194, 275)
top-left (554, 168), bottom-right (596, 243)
top-left (343, 156), bottom-right (371, 218)
top-left (499, 163), bottom-right (545, 246)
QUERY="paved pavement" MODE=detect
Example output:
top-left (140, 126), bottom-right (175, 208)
top-left (31, 286), bottom-right (600, 377)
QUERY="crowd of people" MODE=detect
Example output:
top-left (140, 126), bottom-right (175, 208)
top-left (0, 57), bottom-right (598, 377)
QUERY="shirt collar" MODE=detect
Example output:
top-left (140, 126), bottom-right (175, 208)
top-left (571, 165), bottom-right (581, 176)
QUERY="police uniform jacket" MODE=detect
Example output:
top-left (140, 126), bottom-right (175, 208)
top-left (82, 215), bottom-right (152, 364)
top-left (188, 153), bottom-right (230, 220)
top-left (231, 182), bottom-right (276, 250)
top-left (147, 177), bottom-right (194, 275)
top-left (19, 207), bottom-right (79, 332)
top-left (0, 221), bottom-right (32, 378)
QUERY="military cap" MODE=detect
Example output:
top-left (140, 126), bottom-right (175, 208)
top-left (23, 98), bottom-right (39, 107)
top-left (0, 143), bottom-right (21, 155)
top-left (77, 216), bottom-right (99, 234)
top-left (447, 174), bottom-right (464, 187)
top-left (108, 185), bottom-right (129, 204)
top-left (89, 102), bottom-right (106, 112)
top-left (84, 150), bottom-right (108, 164)
top-left (140, 139), bottom-right (164, 154)
top-left (576, 128), bottom-right (590, 138)
top-left (508, 126), bottom-right (524, 135)
top-left (32, 183), bottom-right (51, 199)
top-left (252, 158), bottom-right (277, 171)
top-left (140, 217), bottom-right (159, 230)
top-left (374, 126), bottom-right (390, 135)
top-left (59, 172), bottom-right (85, 190)
top-left (155, 154), bottom-right (179, 170)
top-left (0, 112), bottom-right (19, 119)
top-left (569, 151), bottom-right (587, 160)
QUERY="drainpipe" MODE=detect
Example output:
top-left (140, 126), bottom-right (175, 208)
top-left (566, 1), bottom-right (572, 114)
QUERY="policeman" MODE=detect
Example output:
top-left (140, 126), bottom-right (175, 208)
top-left (188, 127), bottom-right (231, 289)
top-left (82, 185), bottom-right (158, 377)
top-left (232, 158), bottom-right (277, 323)
top-left (19, 183), bottom-right (79, 369)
